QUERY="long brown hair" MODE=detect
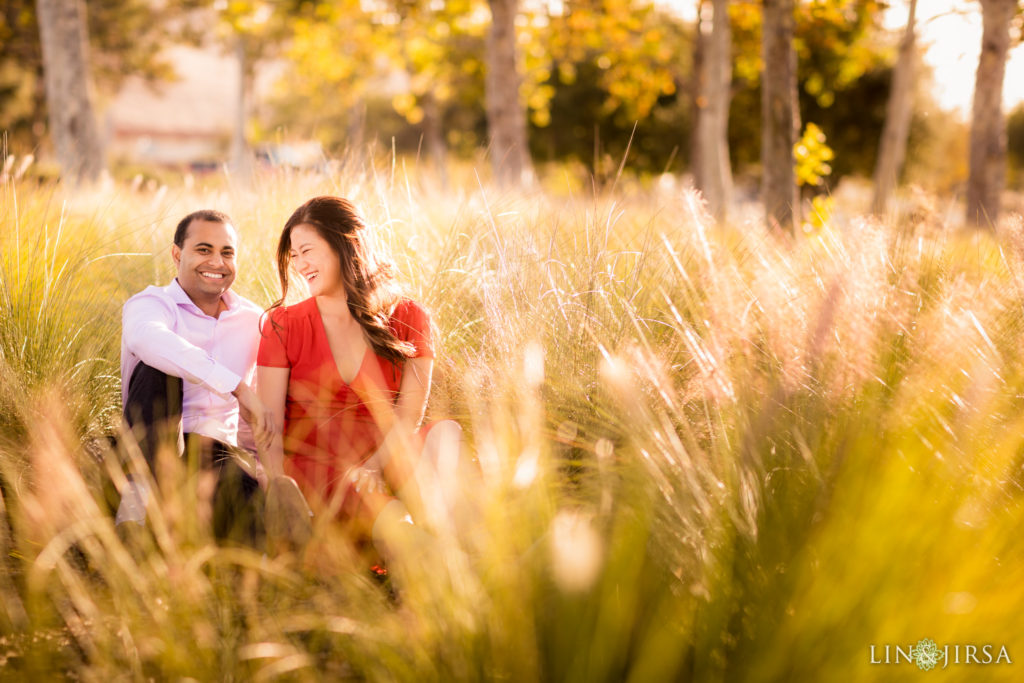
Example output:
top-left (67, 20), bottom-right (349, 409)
top-left (269, 196), bottom-right (414, 365)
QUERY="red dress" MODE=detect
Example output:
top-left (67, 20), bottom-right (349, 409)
top-left (257, 297), bottom-right (433, 503)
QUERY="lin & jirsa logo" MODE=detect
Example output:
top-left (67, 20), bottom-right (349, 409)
top-left (870, 638), bottom-right (1012, 671)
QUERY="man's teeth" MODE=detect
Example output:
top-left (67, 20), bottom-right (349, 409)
top-left (201, 272), bottom-right (225, 279)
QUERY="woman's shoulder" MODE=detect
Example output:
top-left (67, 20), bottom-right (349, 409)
top-left (261, 298), bottom-right (319, 337)
top-left (268, 297), bottom-right (318, 322)
top-left (391, 297), bottom-right (430, 324)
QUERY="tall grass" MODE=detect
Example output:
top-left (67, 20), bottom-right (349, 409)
top-left (2, 162), bottom-right (1023, 681)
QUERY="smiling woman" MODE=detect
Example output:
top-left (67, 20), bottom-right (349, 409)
top-left (289, 224), bottom-right (344, 299)
top-left (257, 195), bottom-right (462, 560)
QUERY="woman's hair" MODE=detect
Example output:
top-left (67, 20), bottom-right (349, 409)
top-left (269, 195), bottom-right (414, 365)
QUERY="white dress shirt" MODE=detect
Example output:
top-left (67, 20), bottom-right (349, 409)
top-left (120, 279), bottom-right (262, 446)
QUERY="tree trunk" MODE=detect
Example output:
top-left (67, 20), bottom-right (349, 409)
top-left (347, 98), bottom-right (367, 167)
top-left (693, 0), bottom-right (733, 221)
top-left (35, 0), bottom-right (104, 184)
top-left (485, 0), bottom-right (534, 186)
top-left (229, 37), bottom-right (253, 182)
top-left (422, 92), bottom-right (449, 189)
top-left (760, 0), bottom-right (800, 233)
top-left (871, 0), bottom-right (917, 216)
top-left (966, 0), bottom-right (1014, 228)
top-left (690, 0), bottom-right (706, 187)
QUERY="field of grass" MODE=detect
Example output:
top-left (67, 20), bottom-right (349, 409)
top-left (2, 161), bottom-right (1024, 681)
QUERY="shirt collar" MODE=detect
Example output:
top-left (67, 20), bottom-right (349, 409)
top-left (167, 278), bottom-right (238, 313)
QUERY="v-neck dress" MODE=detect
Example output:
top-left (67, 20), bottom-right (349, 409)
top-left (257, 297), bottom-right (433, 500)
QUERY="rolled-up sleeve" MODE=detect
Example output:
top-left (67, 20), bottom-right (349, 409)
top-left (122, 295), bottom-right (241, 398)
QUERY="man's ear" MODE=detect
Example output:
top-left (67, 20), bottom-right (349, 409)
top-left (171, 244), bottom-right (181, 267)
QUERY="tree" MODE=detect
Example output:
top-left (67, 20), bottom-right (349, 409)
top-left (535, 0), bottom-right (687, 180)
top-left (1008, 103), bottom-right (1024, 186)
top-left (272, 0), bottom-right (490, 175)
top-left (485, 0), bottom-right (534, 185)
top-left (966, 0), bottom-right (1016, 228)
top-left (269, 1), bottom-right (385, 153)
top-left (760, 0), bottom-right (800, 232)
top-left (1, 0), bottom-right (46, 147)
top-left (385, 0), bottom-right (492, 184)
top-left (214, 1), bottom-right (281, 180)
top-left (727, 1), bottom-right (890, 181)
top-left (35, 0), bottom-right (104, 184)
top-left (4, 1), bottom-right (205, 165)
top-left (692, 0), bottom-right (733, 221)
top-left (871, 0), bottom-right (918, 215)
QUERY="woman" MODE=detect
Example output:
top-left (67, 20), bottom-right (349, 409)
top-left (257, 195), bottom-right (459, 550)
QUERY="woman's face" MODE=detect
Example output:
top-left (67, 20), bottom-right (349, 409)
top-left (289, 223), bottom-right (345, 298)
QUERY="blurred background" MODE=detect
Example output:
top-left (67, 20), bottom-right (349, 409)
top-left (5, 3), bottom-right (1024, 679)
top-left (4, 0), bottom-right (1024, 218)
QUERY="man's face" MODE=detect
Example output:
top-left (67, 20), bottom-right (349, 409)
top-left (172, 219), bottom-right (238, 302)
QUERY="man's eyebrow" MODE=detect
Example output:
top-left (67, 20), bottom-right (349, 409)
top-left (193, 241), bottom-right (214, 248)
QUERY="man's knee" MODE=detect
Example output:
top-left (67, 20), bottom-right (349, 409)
top-left (124, 362), bottom-right (183, 469)
top-left (124, 362), bottom-right (183, 427)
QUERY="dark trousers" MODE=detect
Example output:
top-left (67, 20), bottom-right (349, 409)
top-left (123, 362), bottom-right (265, 547)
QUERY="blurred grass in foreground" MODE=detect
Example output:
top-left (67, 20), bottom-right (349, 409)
top-left (1, 163), bottom-right (1024, 681)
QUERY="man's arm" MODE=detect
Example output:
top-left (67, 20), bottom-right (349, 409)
top-left (122, 294), bottom-right (241, 397)
top-left (123, 293), bottom-right (274, 445)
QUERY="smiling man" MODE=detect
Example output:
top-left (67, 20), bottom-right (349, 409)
top-left (117, 209), bottom-right (272, 545)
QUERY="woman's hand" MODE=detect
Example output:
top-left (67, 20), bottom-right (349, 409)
top-left (345, 462), bottom-right (387, 495)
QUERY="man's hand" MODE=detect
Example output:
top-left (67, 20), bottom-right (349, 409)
top-left (233, 380), bottom-right (276, 451)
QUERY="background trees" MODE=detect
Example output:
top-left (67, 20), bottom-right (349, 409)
top-left (5, 0), bottom-right (206, 181)
top-left (6, 0), bottom-right (1023, 224)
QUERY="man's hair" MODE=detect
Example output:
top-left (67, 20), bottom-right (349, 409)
top-left (173, 209), bottom-right (234, 247)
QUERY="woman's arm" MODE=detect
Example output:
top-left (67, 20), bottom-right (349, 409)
top-left (395, 355), bottom-right (433, 428)
top-left (257, 365), bottom-right (290, 479)
top-left (360, 356), bottom-right (433, 493)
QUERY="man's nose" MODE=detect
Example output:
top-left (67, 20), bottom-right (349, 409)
top-left (207, 252), bottom-right (225, 267)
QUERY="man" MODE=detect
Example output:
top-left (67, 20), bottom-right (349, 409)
top-left (116, 209), bottom-right (272, 545)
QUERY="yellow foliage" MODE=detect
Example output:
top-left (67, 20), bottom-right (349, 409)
top-left (794, 123), bottom-right (835, 188)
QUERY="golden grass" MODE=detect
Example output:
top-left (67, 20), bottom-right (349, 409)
top-left (2, 161), bottom-right (1023, 680)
